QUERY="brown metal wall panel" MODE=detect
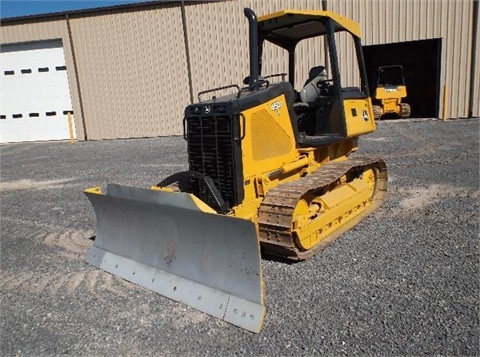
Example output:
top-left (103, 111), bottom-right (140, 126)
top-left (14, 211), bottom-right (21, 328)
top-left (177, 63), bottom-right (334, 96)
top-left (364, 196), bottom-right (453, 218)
top-left (474, 2), bottom-right (480, 117)
top-left (442, 0), bottom-right (471, 118)
top-left (184, 0), bottom-right (326, 99)
top-left (0, 19), bottom-right (86, 139)
top-left (68, 5), bottom-right (190, 140)
top-left (184, 1), bottom-right (247, 100)
top-left (448, 0), bottom-right (460, 117)
top-left (458, 0), bottom-right (472, 117)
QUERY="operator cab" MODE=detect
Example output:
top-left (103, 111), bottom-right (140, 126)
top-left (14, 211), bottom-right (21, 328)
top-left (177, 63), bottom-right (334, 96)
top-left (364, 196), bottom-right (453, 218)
top-left (247, 9), bottom-right (375, 146)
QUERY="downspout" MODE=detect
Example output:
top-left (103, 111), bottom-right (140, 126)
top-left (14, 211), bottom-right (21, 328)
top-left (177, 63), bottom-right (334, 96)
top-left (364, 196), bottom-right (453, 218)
top-left (66, 14), bottom-right (88, 140)
top-left (181, 1), bottom-right (194, 104)
top-left (244, 8), bottom-right (260, 90)
top-left (468, 0), bottom-right (478, 118)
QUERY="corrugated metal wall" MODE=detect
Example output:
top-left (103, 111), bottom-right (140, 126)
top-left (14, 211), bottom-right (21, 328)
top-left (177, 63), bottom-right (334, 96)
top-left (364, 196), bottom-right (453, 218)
top-left (185, 0), bottom-right (326, 96)
top-left (69, 4), bottom-right (190, 139)
top-left (1, 0), bottom-right (478, 141)
top-left (473, 1), bottom-right (480, 117)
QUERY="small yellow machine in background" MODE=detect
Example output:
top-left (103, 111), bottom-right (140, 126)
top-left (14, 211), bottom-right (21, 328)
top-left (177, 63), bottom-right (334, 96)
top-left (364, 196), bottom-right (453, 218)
top-left (372, 65), bottom-right (411, 119)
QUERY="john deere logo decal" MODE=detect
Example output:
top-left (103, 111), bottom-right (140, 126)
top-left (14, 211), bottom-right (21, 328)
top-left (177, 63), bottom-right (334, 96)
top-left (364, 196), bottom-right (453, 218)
top-left (271, 101), bottom-right (282, 116)
top-left (362, 109), bottom-right (369, 121)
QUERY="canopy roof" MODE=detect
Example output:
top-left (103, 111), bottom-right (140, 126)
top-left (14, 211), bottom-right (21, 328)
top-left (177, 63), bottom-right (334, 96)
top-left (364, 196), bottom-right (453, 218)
top-left (258, 9), bottom-right (361, 49)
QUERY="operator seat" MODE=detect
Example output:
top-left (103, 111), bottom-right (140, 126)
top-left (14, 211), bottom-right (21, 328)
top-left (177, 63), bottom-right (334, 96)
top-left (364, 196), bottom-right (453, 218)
top-left (294, 66), bottom-right (337, 141)
top-left (297, 66), bottom-right (328, 105)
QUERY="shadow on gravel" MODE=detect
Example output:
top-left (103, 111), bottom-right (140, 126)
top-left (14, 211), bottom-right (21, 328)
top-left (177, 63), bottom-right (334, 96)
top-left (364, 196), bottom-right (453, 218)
top-left (260, 251), bottom-right (300, 265)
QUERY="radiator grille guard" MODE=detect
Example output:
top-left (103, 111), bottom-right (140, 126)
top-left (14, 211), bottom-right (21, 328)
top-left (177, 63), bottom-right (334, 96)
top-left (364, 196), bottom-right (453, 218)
top-left (185, 103), bottom-right (244, 210)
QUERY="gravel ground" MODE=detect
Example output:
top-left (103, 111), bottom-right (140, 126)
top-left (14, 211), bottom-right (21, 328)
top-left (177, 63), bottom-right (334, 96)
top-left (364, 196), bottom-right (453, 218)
top-left (1, 119), bottom-right (479, 356)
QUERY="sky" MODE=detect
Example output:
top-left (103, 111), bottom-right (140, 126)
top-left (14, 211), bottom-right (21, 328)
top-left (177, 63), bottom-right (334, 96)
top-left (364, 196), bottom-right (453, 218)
top-left (1, 1), bottom-right (147, 19)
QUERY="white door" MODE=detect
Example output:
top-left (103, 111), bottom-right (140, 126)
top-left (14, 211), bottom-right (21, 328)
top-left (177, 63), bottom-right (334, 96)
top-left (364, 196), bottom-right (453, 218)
top-left (0, 40), bottom-right (77, 143)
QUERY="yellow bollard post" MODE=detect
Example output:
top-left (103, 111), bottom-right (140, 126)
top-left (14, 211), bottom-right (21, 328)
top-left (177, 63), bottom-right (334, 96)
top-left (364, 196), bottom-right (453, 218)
top-left (442, 85), bottom-right (448, 121)
top-left (67, 112), bottom-right (75, 144)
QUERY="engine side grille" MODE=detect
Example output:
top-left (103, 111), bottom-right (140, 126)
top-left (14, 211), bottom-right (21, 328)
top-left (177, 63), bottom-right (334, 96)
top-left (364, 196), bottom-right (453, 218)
top-left (251, 109), bottom-right (292, 161)
top-left (186, 112), bottom-right (240, 208)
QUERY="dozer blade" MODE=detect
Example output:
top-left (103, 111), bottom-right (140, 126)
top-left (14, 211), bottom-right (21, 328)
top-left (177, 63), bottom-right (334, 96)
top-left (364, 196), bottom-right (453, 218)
top-left (84, 184), bottom-right (265, 332)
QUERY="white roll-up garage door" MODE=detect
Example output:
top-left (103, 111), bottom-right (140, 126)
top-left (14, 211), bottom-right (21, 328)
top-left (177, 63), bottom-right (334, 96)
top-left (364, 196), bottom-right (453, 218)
top-left (0, 40), bottom-right (77, 143)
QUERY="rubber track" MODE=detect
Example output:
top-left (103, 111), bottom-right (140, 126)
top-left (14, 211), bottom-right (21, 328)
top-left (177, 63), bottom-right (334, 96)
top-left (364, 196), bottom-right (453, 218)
top-left (258, 156), bottom-right (388, 260)
top-left (400, 103), bottom-right (411, 118)
top-left (373, 105), bottom-right (382, 120)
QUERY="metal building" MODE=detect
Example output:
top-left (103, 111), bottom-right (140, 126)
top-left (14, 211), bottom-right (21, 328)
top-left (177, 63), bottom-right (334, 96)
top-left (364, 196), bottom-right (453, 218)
top-left (1, 0), bottom-right (478, 142)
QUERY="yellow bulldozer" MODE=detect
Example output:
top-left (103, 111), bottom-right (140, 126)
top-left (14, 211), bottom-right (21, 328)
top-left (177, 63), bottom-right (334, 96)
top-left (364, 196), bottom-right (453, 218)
top-left (372, 65), bottom-right (411, 120)
top-left (84, 8), bottom-right (387, 333)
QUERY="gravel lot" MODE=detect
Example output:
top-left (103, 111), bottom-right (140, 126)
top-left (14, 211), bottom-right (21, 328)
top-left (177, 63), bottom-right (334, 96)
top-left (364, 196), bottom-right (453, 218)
top-left (1, 119), bottom-right (479, 356)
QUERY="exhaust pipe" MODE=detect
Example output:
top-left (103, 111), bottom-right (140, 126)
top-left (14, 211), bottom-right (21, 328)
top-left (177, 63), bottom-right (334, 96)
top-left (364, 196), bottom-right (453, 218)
top-left (244, 8), bottom-right (260, 89)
